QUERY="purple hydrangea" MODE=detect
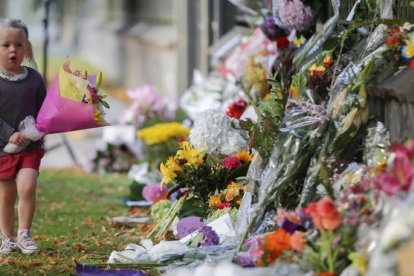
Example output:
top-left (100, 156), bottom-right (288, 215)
top-left (275, 0), bottom-right (315, 32)
top-left (142, 183), bottom-right (168, 203)
top-left (199, 226), bottom-right (220, 246)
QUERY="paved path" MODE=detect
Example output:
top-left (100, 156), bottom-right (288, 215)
top-left (40, 96), bottom-right (128, 170)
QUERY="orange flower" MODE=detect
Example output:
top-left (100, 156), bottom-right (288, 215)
top-left (236, 151), bottom-right (252, 163)
top-left (257, 229), bottom-right (291, 266)
top-left (290, 231), bottom-right (305, 252)
top-left (319, 272), bottom-right (338, 276)
top-left (290, 86), bottom-right (299, 99)
top-left (208, 196), bottom-right (221, 206)
top-left (317, 198), bottom-right (343, 231)
top-left (323, 55), bottom-right (334, 67)
top-left (304, 198), bottom-right (343, 231)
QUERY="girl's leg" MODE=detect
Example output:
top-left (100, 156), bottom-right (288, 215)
top-left (16, 168), bottom-right (38, 230)
top-left (0, 179), bottom-right (17, 237)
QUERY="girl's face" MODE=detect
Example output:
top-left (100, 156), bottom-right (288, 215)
top-left (0, 27), bottom-right (27, 75)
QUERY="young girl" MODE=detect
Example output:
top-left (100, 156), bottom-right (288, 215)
top-left (0, 18), bottom-right (47, 254)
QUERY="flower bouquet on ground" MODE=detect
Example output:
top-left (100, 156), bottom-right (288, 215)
top-left (4, 58), bottom-right (109, 153)
top-left (237, 99), bottom-right (328, 251)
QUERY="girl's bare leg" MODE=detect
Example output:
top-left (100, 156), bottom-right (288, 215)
top-left (0, 179), bottom-right (17, 237)
top-left (16, 169), bottom-right (38, 230)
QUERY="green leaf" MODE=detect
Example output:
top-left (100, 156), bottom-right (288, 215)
top-left (178, 198), bottom-right (208, 218)
top-left (188, 232), bottom-right (204, 248)
top-left (411, 1), bottom-right (414, 7)
top-left (322, 37), bottom-right (338, 51)
top-left (227, 161), bottom-right (251, 181)
top-left (101, 100), bottom-right (110, 109)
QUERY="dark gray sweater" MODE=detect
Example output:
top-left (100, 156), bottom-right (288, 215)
top-left (0, 67), bottom-right (47, 156)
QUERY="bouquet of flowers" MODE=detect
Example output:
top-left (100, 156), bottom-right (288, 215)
top-left (137, 122), bottom-right (190, 169)
top-left (4, 58), bottom-right (109, 153)
top-left (159, 141), bottom-right (252, 203)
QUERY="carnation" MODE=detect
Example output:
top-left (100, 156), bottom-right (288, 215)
top-left (142, 183), bottom-right (168, 203)
top-left (151, 199), bottom-right (172, 223)
top-left (223, 156), bottom-right (241, 169)
top-left (189, 110), bottom-right (249, 156)
top-left (274, 0), bottom-right (315, 32)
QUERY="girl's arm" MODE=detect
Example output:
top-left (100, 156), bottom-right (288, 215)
top-left (0, 118), bottom-right (16, 143)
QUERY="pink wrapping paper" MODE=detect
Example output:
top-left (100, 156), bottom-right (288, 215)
top-left (36, 75), bottom-right (106, 134)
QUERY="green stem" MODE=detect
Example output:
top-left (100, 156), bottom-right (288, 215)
top-left (327, 230), bottom-right (335, 273)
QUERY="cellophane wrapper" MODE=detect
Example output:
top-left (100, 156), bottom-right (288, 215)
top-left (3, 116), bottom-right (45, 154)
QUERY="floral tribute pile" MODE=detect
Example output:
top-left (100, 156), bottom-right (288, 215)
top-left (80, 1), bottom-right (414, 276)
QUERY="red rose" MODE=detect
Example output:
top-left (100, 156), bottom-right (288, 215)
top-left (275, 36), bottom-right (290, 50)
top-left (223, 156), bottom-right (241, 169)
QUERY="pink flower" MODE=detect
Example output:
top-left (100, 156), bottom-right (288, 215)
top-left (375, 146), bottom-right (414, 196)
top-left (276, 0), bottom-right (315, 32)
top-left (290, 231), bottom-right (305, 252)
top-left (142, 183), bottom-right (168, 203)
top-left (223, 156), bottom-right (241, 169)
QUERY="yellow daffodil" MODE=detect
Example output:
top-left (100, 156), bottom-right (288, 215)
top-left (176, 141), bottom-right (205, 166)
top-left (236, 151), bottom-right (252, 163)
top-left (208, 195), bottom-right (222, 206)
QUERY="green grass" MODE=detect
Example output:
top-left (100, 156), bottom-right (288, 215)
top-left (0, 169), bottom-right (149, 275)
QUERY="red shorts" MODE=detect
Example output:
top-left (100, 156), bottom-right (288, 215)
top-left (0, 149), bottom-right (45, 179)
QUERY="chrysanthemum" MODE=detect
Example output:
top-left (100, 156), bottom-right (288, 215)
top-left (176, 141), bottom-right (205, 166)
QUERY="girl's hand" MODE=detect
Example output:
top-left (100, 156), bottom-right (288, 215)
top-left (8, 132), bottom-right (30, 147)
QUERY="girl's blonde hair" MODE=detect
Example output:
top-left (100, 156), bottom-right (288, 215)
top-left (0, 18), bottom-right (38, 69)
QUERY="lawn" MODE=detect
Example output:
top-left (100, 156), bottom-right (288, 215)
top-left (0, 169), bottom-right (150, 275)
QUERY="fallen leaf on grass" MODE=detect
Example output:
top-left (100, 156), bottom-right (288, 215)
top-left (48, 257), bottom-right (59, 264)
top-left (25, 262), bottom-right (43, 268)
top-left (34, 234), bottom-right (50, 241)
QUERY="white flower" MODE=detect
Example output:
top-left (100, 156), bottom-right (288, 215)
top-left (189, 109), bottom-right (249, 156)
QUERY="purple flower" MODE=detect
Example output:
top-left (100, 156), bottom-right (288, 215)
top-left (198, 226), bottom-right (220, 246)
top-left (142, 183), bottom-right (168, 203)
top-left (236, 252), bottom-right (255, 267)
top-left (261, 15), bottom-right (278, 41)
top-left (275, 0), bottom-right (315, 32)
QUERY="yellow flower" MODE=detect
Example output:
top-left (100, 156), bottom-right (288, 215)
top-left (227, 181), bottom-right (245, 190)
top-left (403, 39), bottom-right (414, 58)
top-left (208, 196), bottom-right (222, 206)
top-left (323, 54), bottom-right (334, 67)
top-left (159, 163), bottom-right (176, 185)
top-left (176, 141), bottom-right (205, 166)
top-left (348, 252), bottom-right (366, 275)
top-left (236, 151), bottom-right (252, 163)
top-left (159, 157), bottom-right (182, 186)
top-left (137, 122), bottom-right (190, 145)
top-left (166, 157), bottom-right (183, 173)
top-left (225, 187), bottom-right (240, 202)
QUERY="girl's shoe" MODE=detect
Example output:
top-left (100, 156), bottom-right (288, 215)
top-left (16, 230), bottom-right (39, 254)
top-left (0, 234), bottom-right (16, 254)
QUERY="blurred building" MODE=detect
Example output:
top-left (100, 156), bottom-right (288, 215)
top-left (0, 0), bottom-right (239, 99)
